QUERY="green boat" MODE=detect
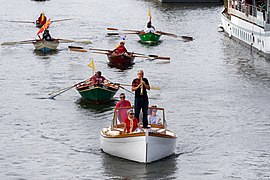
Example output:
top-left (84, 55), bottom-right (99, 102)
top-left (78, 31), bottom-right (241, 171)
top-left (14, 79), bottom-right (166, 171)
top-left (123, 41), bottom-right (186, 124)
top-left (138, 32), bottom-right (161, 44)
top-left (76, 83), bottom-right (119, 102)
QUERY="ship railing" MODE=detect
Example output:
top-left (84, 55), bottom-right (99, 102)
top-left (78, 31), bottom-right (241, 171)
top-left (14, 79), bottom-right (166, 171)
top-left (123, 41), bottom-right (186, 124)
top-left (228, 0), bottom-right (266, 26)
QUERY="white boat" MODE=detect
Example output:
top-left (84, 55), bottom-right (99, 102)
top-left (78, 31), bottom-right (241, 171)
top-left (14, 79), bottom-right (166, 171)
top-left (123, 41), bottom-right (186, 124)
top-left (33, 39), bottom-right (59, 53)
top-left (220, 0), bottom-right (270, 58)
top-left (100, 106), bottom-right (177, 163)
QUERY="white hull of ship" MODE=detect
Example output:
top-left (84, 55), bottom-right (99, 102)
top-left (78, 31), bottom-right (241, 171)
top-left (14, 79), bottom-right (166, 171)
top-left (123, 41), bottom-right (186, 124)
top-left (221, 11), bottom-right (270, 57)
top-left (100, 129), bottom-right (177, 163)
top-left (33, 39), bottom-right (59, 53)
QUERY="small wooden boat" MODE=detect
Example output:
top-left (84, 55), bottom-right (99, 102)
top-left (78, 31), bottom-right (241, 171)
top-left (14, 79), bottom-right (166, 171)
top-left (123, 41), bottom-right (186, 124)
top-left (107, 53), bottom-right (135, 68)
top-left (100, 107), bottom-right (177, 163)
top-left (138, 32), bottom-right (161, 45)
top-left (32, 39), bottom-right (59, 53)
top-left (76, 82), bottom-right (119, 102)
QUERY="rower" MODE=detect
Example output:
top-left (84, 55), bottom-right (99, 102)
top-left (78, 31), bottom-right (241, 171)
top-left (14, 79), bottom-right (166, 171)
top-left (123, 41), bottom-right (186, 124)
top-left (89, 71), bottom-right (107, 86)
top-left (42, 29), bottom-right (52, 41)
top-left (143, 21), bottom-right (156, 33)
top-left (36, 12), bottom-right (47, 26)
top-left (112, 40), bottom-right (127, 56)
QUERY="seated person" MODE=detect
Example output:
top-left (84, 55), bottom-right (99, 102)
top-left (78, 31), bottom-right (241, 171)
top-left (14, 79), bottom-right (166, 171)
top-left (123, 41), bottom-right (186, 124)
top-left (143, 21), bottom-right (156, 34)
top-left (42, 29), bottom-right (52, 41)
top-left (36, 12), bottom-right (47, 26)
top-left (88, 71), bottom-right (107, 85)
top-left (116, 93), bottom-right (131, 123)
top-left (148, 109), bottom-right (161, 125)
top-left (122, 109), bottom-right (142, 133)
top-left (111, 41), bottom-right (132, 57)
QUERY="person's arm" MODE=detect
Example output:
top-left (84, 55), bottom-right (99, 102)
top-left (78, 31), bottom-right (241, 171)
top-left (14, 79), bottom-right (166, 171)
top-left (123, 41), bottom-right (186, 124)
top-left (121, 122), bottom-right (127, 133)
top-left (132, 79), bottom-right (141, 92)
top-left (142, 78), bottom-right (150, 90)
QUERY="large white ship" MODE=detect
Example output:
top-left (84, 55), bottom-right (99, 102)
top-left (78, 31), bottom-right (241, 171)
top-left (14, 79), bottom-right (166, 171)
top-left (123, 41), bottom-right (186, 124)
top-left (221, 0), bottom-right (270, 57)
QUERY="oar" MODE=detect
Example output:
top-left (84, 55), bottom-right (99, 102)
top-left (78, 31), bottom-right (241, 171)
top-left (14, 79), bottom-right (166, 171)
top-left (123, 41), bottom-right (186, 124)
top-left (7, 20), bottom-right (35, 24)
top-left (68, 46), bottom-right (88, 52)
top-left (51, 18), bottom-right (74, 23)
top-left (107, 27), bottom-right (140, 33)
top-left (132, 54), bottom-right (170, 60)
top-left (1, 39), bottom-right (36, 46)
top-left (107, 32), bottom-right (139, 36)
top-left (115, 83), bottom-right (161, 90)
top-left (155, 31), bottom-right (193, 41)
top-left (89, 48), bottom-right (145, 56)
top-left (48, 80), bottom-right (87, 99)
top-left (92, 51), bottom-right (109, 55)
top-left (58, 39), bottom-right (92, 44)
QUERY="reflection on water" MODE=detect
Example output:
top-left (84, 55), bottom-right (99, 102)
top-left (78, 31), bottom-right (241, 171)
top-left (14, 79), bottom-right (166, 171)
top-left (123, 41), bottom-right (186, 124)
top-left (101, 152), bottom-right (178, 179)
top-left (75, 98), bottom-right (116, 113)
top-left (33, 49), bottom-right (60, 58)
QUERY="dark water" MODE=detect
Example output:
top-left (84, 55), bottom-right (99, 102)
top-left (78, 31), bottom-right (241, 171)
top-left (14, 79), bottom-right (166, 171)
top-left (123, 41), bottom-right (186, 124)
top-left (1, 0), bottom-right (270, 179)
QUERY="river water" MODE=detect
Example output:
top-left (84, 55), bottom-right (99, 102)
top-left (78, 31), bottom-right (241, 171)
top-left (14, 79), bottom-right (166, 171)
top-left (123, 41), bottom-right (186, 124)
top-left (1, 0), bottom-right (270, 179)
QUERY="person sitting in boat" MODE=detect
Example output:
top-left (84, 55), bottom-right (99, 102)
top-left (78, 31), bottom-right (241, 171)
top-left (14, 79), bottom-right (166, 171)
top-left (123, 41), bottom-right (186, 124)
top-left (122, 109), bottom-right (142, 134)
top-left (116, 93), bottom-right (131, 123)
top-left (143, 21), bottom-right (156, 34)
top-left (42, 29), bottom-right (52, 41)
top-left (89, 71), bottom-right (107, 86)
top-left (111, 41), bottom-right (129, 56)
top-left (148, 108), bottom-right (161, 125)
top-left (36, 12), bottom-right (47, 26)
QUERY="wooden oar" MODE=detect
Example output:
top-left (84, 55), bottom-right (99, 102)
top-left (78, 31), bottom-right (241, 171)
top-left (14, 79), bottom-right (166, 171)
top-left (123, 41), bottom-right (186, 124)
top-left (58, 39), bottom-right (92, 44)
top-left (132, 54), bottom-right (170, 60)
top-left (92, 51), bottom-right (109, 55)
top-left (7, 20), bottom-right (35, 24)
top-left (89, 48), bottom-right (112, 52)
top-left (51, 18), bottom-right (74, 23)
top-left (107, 32), bottom-right (139, 36)
top-left (115, 83), bottom-right (161, 90)
top-left (48, 79), bottom-right (88, 99)
top-left (1, 39), bottom-right (36, 46)
top-left (107, 27), bottom-right (140, 33)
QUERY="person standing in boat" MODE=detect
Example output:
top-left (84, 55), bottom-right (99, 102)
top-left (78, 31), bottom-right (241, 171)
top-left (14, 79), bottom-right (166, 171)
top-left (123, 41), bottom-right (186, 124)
top-left (122, 109), bottom-right (142, 134)
top-left (143, 21), bottom-right (156, 33)
top-left (132, 70), bottom-right (150, 128)
top-left (116, 93), bottom-right (131, 123)
top-left (36, 12), bottom-right (47, 26)
top-left (42, 29), bottom-right (52, 41)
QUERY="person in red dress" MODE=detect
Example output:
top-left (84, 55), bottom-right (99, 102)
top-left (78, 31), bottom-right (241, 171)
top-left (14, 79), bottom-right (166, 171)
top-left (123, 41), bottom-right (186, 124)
top-left (122, 109), bottom-right (141, 134)
top-left (115, 93), bottom-right (131, 123)
top-left (36, 12), bottom-right (47, 26)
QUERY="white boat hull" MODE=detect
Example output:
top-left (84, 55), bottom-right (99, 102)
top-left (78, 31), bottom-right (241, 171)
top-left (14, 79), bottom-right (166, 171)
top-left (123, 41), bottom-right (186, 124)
top-left (33, 39), bottom-right (59, 53)
top-left (100, 129), bottom-right (177, 163)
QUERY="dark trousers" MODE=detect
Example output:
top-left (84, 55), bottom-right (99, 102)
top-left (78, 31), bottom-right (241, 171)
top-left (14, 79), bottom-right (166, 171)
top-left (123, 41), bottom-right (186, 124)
top-left (134, 97), bottom-right (149, 128)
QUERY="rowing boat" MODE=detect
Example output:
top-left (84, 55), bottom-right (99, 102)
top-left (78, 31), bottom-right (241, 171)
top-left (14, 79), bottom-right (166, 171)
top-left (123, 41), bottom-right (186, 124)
top-left (107, 53), bottom-right (135, 69)
top-left (32, 39), bottom-right (59, 53)
top-left (100, 106), bottom-right (177, 163)
top-left (76, 82), bottom-right (119, 102)
top-left (138, 32), bottom-right (161, 45)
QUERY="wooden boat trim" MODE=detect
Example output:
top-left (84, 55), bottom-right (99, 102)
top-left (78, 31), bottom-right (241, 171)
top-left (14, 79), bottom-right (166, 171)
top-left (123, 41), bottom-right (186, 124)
top-left (77, 85), bottom-right (119, 93)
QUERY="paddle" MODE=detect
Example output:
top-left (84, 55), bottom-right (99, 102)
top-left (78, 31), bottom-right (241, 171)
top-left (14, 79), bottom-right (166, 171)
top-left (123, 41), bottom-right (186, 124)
top-left (89, 48), bottom-right (145, 56)
top-left (1, 39), bottom-right (36, 46)
top-left (132, 54), bottom-right (170, 60)
top-left (7, 20), bottom-right (35, 24)
top-left (58, 39), bottom-right (92, 44)
top-left (107, 27), bottom-right (140, 33)
top-left (51, 18), bottom-right (74, 23)
top-left (48, 79), bottom-right (88, 99)
top-left (156, 31), bottom-right (193, 41)
top-left (107, 32), bottom-right (139, 36)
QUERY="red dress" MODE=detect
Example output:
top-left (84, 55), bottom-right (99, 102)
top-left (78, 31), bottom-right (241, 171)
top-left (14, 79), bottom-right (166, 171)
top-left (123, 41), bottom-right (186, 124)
top-left (123, 117), bottom-right (139, 133)
top-left (116, 46), bottom-right (127, 54)
top-left (116, 100), bottom-right (131, 122)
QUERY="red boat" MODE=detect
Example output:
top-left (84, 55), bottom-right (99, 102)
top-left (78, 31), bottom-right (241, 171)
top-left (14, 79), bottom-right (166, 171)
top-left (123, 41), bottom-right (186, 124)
top-left (107, 53), bottom-right (135, 69)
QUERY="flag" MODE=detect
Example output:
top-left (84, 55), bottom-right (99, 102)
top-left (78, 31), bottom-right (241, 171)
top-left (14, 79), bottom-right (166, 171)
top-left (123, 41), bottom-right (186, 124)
top-left (88, 60), bottom-right (96, 71)
top-left (41, 13), bottom-right (45, 22)
top-left (36, 19), bottom-right (51, 35)
top-left (148, 8), bottom-right (152, 20)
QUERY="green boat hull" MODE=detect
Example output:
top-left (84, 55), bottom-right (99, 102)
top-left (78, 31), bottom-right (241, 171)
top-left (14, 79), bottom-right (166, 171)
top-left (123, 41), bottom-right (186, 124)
top-left (138, 33), bottom-right (161, 44)
top-left (77, 85), bottom-right (119, 102)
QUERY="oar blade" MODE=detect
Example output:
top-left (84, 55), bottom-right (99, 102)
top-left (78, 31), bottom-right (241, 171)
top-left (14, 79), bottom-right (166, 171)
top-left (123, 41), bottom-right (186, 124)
top-left (107, 27), bottom-right (119, 31)
top-left (180, 36), bottom-right (193, 41)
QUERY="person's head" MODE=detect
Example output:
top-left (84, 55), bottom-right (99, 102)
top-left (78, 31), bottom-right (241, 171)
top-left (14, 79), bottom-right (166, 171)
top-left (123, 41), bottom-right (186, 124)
top-left (127, 109), bottom-right (134, 118)
top-left (137, 70), bottom-right (144, 79)
top-left (119, 41), bottom-right (125, 46)
top-left (147, 21), bottom-right (152, 28)
top-left (119, 93), bottom-right (126, 101)
top-left (96, 71), bottom-right (102, 77)
top-left (152, 109), bottom-right (157, 115)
